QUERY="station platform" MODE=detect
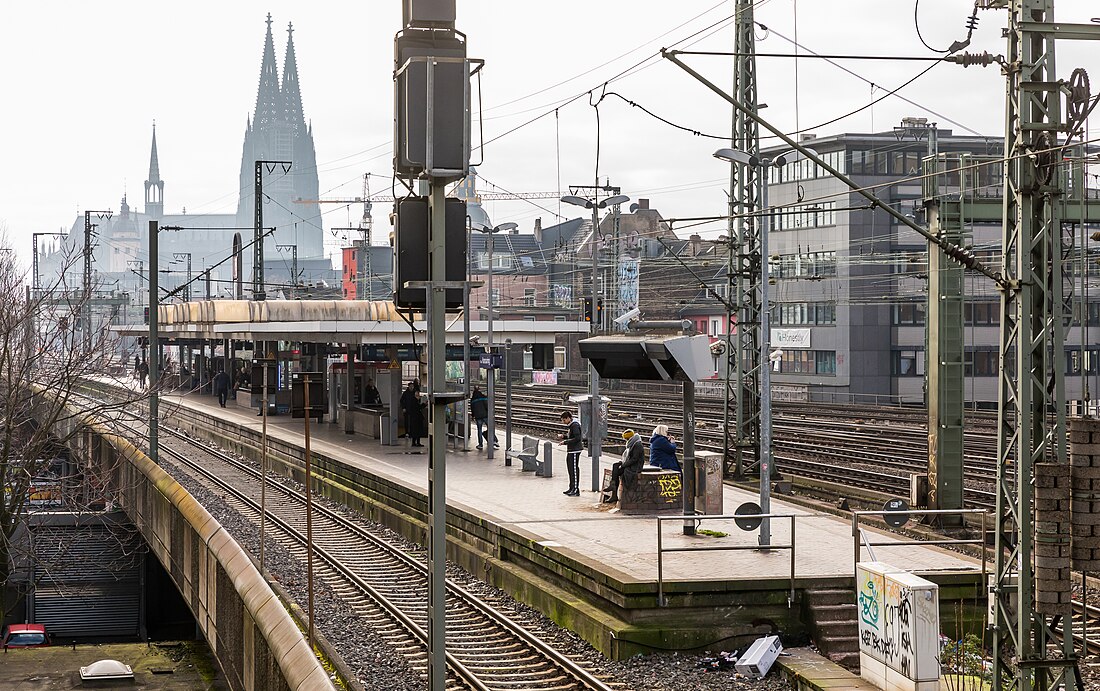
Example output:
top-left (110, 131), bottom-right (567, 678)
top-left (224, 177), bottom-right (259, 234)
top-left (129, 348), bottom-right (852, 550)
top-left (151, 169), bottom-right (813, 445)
top-left (90, 376), bottom-right (986, 660)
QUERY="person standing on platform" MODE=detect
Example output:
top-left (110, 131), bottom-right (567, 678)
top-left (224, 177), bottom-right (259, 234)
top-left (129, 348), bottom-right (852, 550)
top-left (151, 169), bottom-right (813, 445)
top-left (602, 429), bottom-right (644, 504)
top-left (364, 378), bottom-right (382, 406)
top-left (648, 424), bottom-right (681, 471)
top-left (406, 388), bottom-right (426, 447)
top-left (469, 386), bottom-right (497, 450)
top-left (558, 411), bottom-right (583, 496)
top-left (213, 369), bottom-right (231, 408)
top-left (400, 381), bottom-right (417, 438)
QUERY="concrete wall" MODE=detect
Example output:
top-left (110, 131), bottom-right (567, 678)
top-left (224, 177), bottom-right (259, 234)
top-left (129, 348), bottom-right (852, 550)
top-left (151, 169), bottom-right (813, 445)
top-left (46, 391), bottom-right (334, 691)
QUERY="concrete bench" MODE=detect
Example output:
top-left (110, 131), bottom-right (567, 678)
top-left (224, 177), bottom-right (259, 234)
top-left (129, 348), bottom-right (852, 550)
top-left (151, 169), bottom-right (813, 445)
top-left (601, 467), bottom-right (682, 515)
top-left (512, 436), bottom-right (552, 478)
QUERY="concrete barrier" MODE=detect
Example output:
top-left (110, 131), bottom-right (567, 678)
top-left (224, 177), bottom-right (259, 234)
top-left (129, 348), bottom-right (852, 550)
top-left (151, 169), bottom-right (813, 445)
top-left (44, 389), bottom-right (335, 691)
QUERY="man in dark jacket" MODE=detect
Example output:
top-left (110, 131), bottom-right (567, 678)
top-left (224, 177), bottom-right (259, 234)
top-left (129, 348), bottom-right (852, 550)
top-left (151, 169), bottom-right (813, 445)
top-left (603, 429), bottom-right (644, 503)
top-left (213, 369), bottom-right (231, 408)
top-left (469, 386), bottom-right (497, 450)
top-left (558, 411), bottom-right (583, 496)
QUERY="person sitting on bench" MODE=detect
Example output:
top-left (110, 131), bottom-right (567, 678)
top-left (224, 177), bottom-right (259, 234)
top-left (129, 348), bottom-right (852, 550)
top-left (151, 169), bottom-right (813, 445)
top-left (603, 429), bottom-right (644, 504)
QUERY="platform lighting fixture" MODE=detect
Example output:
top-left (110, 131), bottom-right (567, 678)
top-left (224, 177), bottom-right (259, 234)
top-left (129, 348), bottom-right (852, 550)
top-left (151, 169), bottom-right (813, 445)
top-left (469, 221), bottom-right (517, 461)
top-left (561, 191), bottom-right (631, 493)
top-left (711, 147), bottom-right (807, 547)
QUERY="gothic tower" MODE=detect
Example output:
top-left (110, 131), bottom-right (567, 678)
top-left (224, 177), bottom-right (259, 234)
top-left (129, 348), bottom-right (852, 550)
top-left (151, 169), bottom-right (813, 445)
top-left (236, 15), bottom-right (323, 263)
top-left (144, 123), bottom-right (164, 220)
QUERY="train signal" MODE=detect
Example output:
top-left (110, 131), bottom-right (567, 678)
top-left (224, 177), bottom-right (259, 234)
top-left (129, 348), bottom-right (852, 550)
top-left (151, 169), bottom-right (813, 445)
top-left (596, 298), bottom-right (604, 326)
top-left (143, 307), bottom-right (149, 324)
top-left (59, 316), bottom-right (68, 330)
top-left (583, 298), bottom-right (593, 322)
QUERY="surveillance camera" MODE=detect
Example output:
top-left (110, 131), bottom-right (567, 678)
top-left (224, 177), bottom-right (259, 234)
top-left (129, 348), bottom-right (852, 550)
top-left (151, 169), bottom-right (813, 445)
top-left (613, 307), bottom-right (640, 326)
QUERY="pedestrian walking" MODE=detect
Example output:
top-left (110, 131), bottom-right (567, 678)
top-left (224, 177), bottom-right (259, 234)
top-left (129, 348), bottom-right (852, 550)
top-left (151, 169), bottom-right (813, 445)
top-left (469, 386), bottom-right (498, 450)
top-left (213, 369), bottom-right (231, 408)
top-left (137, 359), bottom-right (149, 390)
top-left (558, 410), bottom-right (583, 496)
top-left (400, 381), bottom-right (417, 439)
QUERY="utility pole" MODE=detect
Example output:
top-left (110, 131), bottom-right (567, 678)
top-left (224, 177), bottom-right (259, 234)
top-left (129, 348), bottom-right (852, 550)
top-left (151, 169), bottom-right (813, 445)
top-left (32, 231), bottom-right (65, 292)
top-left (253, 161), bottom-right (292, 301)
top-left (277, 243), bottom-right (299, 293)
top-left (725, 0), bottom-right (762, 480)
top-left (148, 220), bottom-right (159, 465)
top-left (173, 253), bottom-right (192, 303)
top-left (986, 1), bottom-right (1100, 689)
top-left (83, 210), bottom-right (112, 352)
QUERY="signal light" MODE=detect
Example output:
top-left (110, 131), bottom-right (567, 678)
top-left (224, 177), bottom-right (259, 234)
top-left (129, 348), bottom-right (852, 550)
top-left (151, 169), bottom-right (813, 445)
top-left (583, 298), bottom-right (593, 322)
top-left (143, 307), bottom-right (149, 324)
top-left (596, 298), bottom-right (604, 326)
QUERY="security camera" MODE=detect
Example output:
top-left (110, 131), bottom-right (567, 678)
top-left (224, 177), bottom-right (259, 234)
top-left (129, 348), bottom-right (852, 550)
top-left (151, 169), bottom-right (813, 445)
top-left (612, 307), bottom-right (640, 326)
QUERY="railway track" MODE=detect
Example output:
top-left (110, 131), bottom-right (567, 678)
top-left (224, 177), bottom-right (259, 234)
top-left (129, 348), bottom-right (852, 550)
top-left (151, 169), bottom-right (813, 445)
top-left (103, 405), bottom-right (616, 691)
top-left (500, 387), bottom-right (999, 509)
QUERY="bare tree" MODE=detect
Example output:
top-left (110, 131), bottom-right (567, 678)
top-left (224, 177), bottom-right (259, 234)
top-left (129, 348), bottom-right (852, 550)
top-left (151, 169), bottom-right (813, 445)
top-left (0, 237), bottom-right (148, 624)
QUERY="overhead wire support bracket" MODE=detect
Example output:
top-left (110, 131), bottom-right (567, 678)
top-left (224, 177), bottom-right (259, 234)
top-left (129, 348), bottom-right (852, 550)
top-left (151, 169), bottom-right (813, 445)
top-left (660, 48), bottom-right (1007, 289)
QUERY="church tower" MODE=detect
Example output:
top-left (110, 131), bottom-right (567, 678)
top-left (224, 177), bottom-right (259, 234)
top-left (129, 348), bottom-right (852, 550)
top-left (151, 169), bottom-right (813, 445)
top-left (144, 123), bottom-right (164, 220)
top-left (236, 15), bottom-right (323, 263)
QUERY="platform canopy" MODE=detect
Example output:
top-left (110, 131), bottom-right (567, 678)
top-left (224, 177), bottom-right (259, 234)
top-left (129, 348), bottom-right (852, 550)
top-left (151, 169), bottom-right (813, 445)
top-left (579, 334), bottom-right (716, 381)
top-left (114, 299), bottom-right (587, 346)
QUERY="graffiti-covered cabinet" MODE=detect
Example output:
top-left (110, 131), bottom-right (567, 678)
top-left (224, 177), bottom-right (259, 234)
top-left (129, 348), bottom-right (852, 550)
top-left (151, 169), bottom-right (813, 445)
top-left (856, 562), bottom-right (941, 691)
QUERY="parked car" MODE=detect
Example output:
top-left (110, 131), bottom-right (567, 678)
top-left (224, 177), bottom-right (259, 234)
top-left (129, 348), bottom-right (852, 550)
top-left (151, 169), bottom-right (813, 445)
top-left (2, 623), bottom-right (50, 648)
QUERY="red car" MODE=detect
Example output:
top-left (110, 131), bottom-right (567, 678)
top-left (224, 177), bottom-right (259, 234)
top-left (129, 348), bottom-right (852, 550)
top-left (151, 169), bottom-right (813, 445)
top-left (2, 624), bottom-right (50, 648)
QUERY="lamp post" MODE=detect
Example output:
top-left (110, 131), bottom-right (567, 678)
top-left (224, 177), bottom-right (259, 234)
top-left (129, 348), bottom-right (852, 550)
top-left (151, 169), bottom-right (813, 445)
top-left (561, 193), bottom-right (630, 492)
top-left (714, 147), bottom-right (806, 546)
top-left (471, 222), bottom-right (517, 459)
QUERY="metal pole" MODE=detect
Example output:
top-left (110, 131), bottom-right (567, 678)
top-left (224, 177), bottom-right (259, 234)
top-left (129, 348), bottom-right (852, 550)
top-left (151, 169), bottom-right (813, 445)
top-left (486, 229), bottom-right (496, 459)
top-left (683, 379), bottom-right (696, 536)
top-left (303, 374), bottom-right (315, 650)
top-left (759, 166), bottom-right (773, 546)
top-left (253, 162), bottom-right (265, 301)
top-left (505, 339), bottom-right (513, 453)
top-left (260, 361), bottom-right (269, 573)
top-left (345, 344), bottom-right (355, 434)
top-left (462, 279), bottom-right (471, 452)
top-left (83, 212), bottom-right (94, 353)
top-left (426, 183), bottom-right (448, 691)
top-left (148, 220), bottom-right (159, 464)
top-left (589, 204), bottom-right (602, 492)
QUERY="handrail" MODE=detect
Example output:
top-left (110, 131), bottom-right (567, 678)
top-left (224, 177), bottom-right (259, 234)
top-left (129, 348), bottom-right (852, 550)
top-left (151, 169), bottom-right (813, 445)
top-left (656, 512), bottom-right (797, 607)
top-left (851, 508), bottom-right (988, 585)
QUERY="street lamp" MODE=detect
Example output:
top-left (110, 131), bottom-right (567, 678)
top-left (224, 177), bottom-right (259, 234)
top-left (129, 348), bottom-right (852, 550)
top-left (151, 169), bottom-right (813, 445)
top-left (713, 147), bottom-right (808, 546)
top-left (470, 221), bottom-right (518, 459)
top-left (561, 193), bottom-right (630, 492)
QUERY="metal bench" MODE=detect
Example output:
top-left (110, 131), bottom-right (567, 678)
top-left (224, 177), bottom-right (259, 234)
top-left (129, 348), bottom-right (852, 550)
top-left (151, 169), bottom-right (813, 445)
top-left (514, 436), bottom-right (552, 477)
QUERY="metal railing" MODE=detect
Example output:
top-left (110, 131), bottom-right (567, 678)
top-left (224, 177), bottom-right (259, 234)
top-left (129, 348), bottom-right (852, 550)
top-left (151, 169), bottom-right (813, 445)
top-left (656, 512), bottom-right (797, 607)
top-left (851, 508), bottom-right (988, 583)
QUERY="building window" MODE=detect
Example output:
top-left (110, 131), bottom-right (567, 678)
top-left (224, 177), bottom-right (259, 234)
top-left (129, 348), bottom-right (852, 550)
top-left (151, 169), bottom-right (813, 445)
top-left (772, 302), bottom-right (836, 325)
top-left (1066, 348), bottom-right (1100, 375)
top-left (490, 288), bottom-right (501, 307)
top-left (892, 350), bottom-right (925, 376)
top-left (478, 252), bottom-right (514, 270)
top-left (778, 350), bottom-right (836, 375)
top-left (965, 301), bottom-right (999, 326)
top-left (523, 288), bottom-right (536, 307)
top-left (773, 201), bottom-right (837, 232)
top-left (772, 251), bottom-right (837, 279)
top-left (892, 303), bottom-right (927, 326)
top-left (965, 350), bottom-right (999, 377)
top-left (554, 346), bottom-right (567, 370)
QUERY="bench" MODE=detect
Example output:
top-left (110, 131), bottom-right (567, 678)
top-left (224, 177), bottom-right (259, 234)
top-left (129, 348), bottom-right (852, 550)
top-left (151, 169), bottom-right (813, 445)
top-left (511, 436), bottom-right (552, 477)
top-left (601, 467), bottom-right (682, 515)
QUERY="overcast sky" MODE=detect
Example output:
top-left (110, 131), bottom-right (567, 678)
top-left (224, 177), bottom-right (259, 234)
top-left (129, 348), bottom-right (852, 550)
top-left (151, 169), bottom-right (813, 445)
top-left (2, 1), bottom-right (1098, 270)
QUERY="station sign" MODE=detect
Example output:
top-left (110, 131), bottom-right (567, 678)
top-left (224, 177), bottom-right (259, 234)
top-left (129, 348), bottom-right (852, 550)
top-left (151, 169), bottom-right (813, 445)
top-left (479, 353), bottom-right (504, 370)
top-left (358, 345), bottom-right (485, 362)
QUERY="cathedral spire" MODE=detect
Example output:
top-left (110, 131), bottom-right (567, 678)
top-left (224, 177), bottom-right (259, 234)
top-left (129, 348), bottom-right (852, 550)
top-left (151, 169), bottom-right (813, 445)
top-left (144, 122), bottom-right (164, 219)
top-left (282, 21), bottom-right (305, 132)
top-left (253, 13), bottom-right (281, 128)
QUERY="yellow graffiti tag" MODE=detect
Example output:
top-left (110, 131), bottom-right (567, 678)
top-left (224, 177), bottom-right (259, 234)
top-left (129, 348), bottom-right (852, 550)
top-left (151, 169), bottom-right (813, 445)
top-left (657, 474), bottom-right (682, 497)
